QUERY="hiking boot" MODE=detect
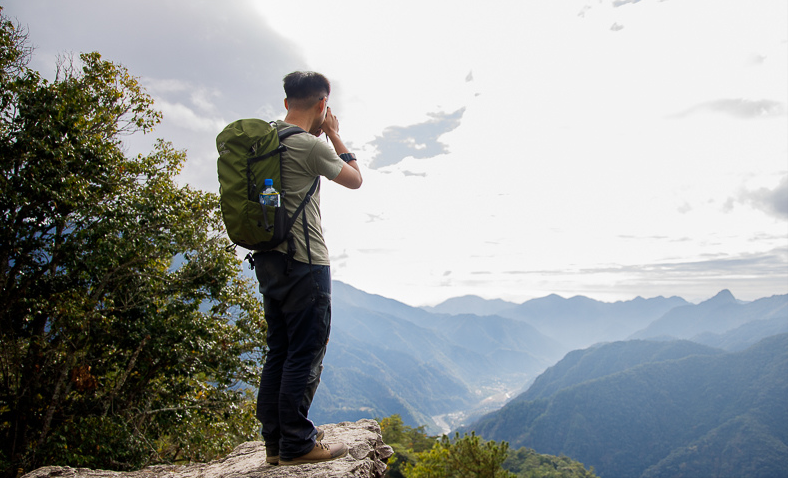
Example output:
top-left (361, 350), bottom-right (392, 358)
top-left (279, 441), bottom-right (349, 466)
top-left (265, 429), bottom-right (325, 465)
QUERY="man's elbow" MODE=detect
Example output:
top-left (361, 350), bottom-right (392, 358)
top-left (348, 174), bottom-right (362, 189)
top-left (334, 165), bottom-right (362, 189)
top-left (332, 174), bottom-right (363, 190)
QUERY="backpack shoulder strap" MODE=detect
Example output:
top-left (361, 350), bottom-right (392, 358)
top-left (277, 125), bottom-right (307, 142)
top-left (284, 177), bottom-right (321, 269)
top-left (286, 178), bottom-right (320, 239)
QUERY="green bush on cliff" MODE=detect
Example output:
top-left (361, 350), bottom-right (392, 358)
top-left (381, 415), bottom-right (597, 478)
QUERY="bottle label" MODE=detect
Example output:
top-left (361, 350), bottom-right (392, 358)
top-left (260, 192), bottom-right (280, 207)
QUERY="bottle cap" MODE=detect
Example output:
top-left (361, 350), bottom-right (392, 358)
top-left (264, 179), bottom-right (273, 187)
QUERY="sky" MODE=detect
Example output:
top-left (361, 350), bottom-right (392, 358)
top-left (4, 0), bottom-right (787, 306)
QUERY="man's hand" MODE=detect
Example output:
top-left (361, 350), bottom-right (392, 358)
top-left (321, 106), bottom-right (340, 139)
top-left (320, 106), bottom-right (349, 155)
top-left (320, 107), bottom-right (362, 189)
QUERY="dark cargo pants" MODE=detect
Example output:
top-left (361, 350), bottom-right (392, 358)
top-left (252, 251), bottom-right (331, 460)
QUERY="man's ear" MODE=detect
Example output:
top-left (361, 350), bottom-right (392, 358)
top-left (284, 98), bottom-right (289, 110)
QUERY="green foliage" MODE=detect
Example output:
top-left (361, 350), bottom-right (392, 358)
top-left (0, 8), bottom-right (265, 477)
top-left (379, 415), bottom-right (598, 478)
top-left (404, 432), bottom-right (515, 478)
top-left (503, 448), bottom-right (597, 478)
top-left (380, 414), bottom-right (438, 478)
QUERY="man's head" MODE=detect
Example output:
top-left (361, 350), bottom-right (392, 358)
top-left (283, 71), bottom-right (331, 111)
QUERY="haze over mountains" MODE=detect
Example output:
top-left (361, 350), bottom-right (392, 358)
top-left (308, 282), bottom-right (788, 437)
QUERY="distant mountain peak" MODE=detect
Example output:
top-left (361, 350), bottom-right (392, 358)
top-left (706, 289), bottom-right (736, 304)
top-left (423, 294), bottom-right (518, 316)
top-left (533, 293), bottom-right (566, 304)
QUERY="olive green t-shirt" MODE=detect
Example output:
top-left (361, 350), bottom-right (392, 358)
top-left (271, 120), bottom-right (344, 265)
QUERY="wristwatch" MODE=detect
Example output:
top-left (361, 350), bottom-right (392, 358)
top-left (339, 153), bottom-right (356, 163)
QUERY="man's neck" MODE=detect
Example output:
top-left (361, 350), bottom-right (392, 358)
top-left (284, 111), bottom-right (317, 134)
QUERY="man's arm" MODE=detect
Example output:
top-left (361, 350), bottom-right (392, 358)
top-left (322, 107), bottom-right (362, 189)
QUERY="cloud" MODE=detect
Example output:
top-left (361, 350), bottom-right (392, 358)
top-left (331, 251), bottom-right (350, 262)
top-left (8, 0), bottom-right (302, 108)
top-left (368, 108), bottom-right (466, 169)
top-left (157, 101), bottom-right (226, 133)
top-left (578, 0), bottom-right (649, 17)
top-left (617, 235), bottom-right (670, 241)
top-left (745, 53), bottom-right (768, 66)
top-left (3, 0), bottom-right (306, 192)
top-left (502, 247), bottom-right (788, 278)
top-left (606, 248), bottom-right (788, 301)
top-left (736, 175), bottom-right (788, 220)
top-left (612, 0), bottom-right (644, 7)
top-left (632, 250), bottom-right (788, 275)
top-left (672, 99), bottom-right (786, 119)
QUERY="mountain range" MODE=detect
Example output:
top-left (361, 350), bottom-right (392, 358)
top-left (466, 334), bottom-right (788, 478)
top-left (307, 283), bottom-right (787, 436)
top-left (631, 289), bottom-right (788, 345)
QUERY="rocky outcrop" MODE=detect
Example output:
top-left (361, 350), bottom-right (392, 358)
top-left (22, 419), bottom-right (393, 478)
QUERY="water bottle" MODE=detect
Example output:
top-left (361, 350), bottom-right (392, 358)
top-left (260, 179), bottom-right (280, 207)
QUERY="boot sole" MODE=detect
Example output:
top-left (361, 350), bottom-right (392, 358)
top-left (265, 429), bottom-right (325, 466)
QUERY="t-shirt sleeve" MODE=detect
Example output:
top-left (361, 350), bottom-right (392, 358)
top-left (307, 140), bottom-right (345, 181)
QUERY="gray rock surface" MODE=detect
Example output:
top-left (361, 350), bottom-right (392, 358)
top-left (22, 419), bottom-right (393, 478)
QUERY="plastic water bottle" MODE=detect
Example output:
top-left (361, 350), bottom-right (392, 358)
top-left (260, 179), bottom-right (280, 207)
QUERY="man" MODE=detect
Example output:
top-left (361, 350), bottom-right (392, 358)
top-left (252, 71), bottom-right (362, 467)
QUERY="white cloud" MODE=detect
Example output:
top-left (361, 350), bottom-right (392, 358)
top-left (5, 0), bottom-right (787, 306)
top-left (672, 99), bottom-right (785, 119)
top-left (156, 101), bottom-right (226, 133)
top-left (736, 175), bottom-right (788, 220)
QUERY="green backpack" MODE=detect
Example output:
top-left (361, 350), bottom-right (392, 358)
top-left (216, 119), bottom-right (319, 257)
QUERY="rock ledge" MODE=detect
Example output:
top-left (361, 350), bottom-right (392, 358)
top-left (23, 419), bottom-right (393, 478)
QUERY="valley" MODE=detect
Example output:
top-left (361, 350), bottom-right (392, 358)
top-left (311, 282), bottom-right (787, 436)
top-left (304, 281), bottom-right (787, 476)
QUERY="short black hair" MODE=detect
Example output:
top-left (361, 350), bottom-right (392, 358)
top-left (283, 71), bottom-right (331, 107)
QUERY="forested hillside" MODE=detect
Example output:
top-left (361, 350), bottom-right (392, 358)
top-left (468, 334), bottom-right (788, 478)
top-left (511, 339), bottom-right (724, 403)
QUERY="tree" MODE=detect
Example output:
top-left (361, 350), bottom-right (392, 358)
top-left (379, 414), bottom-right (438, 478)
top-left (503, 448), bottom-right (598, 478)
top-left (0, 9), bottom-right (266, 476)
top-left (405, 432), bottom-right (516, 478)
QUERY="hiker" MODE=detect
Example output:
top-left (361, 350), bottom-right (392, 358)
top-left (253, 71), bottom-right (362, 466)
